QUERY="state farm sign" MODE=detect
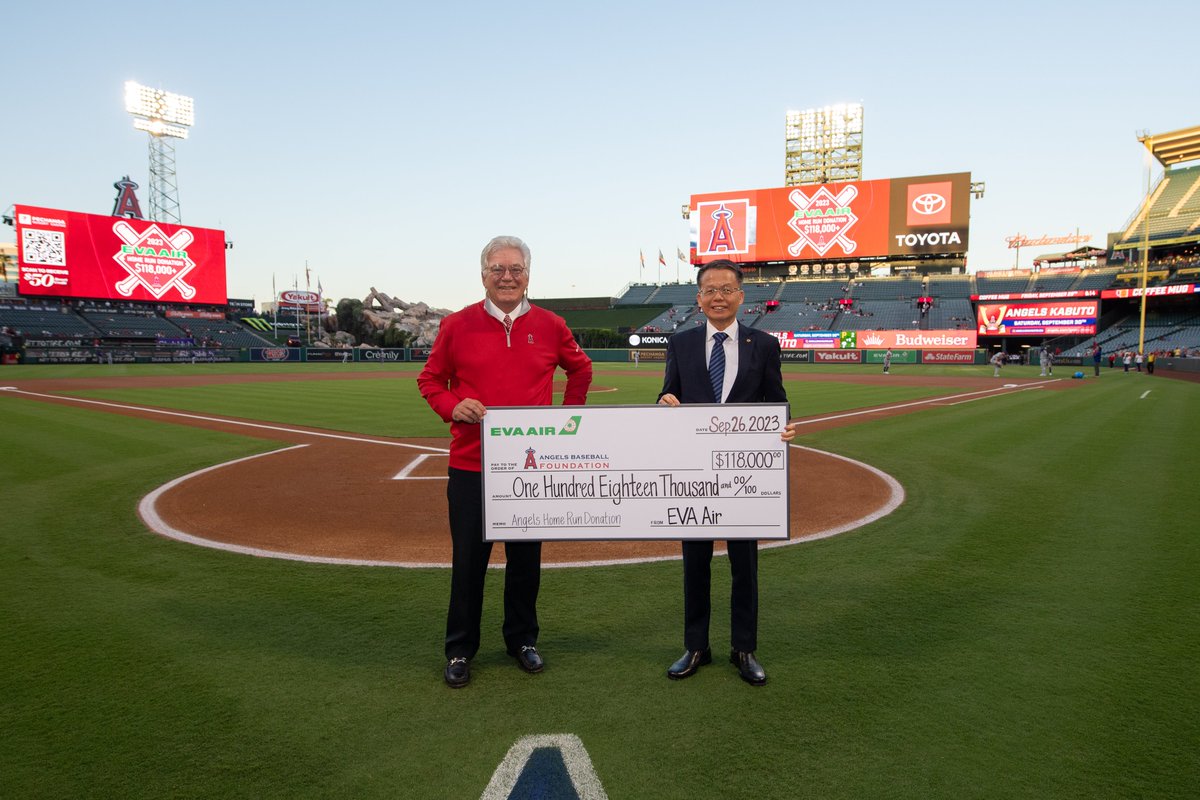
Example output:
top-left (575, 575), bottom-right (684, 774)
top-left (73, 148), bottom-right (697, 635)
top-left (922, 350), bottom-right (975, 364)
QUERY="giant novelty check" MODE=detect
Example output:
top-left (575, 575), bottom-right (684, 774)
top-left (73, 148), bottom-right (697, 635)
top-left (481, 404), bottom-right (790, 542)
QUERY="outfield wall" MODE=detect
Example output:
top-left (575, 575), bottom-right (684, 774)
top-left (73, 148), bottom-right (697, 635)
top-left (12, 345), bottom-right (991, 366)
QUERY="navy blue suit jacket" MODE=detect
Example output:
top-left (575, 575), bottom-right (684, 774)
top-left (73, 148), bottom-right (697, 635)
top-left (659, 323), bottom-right (788, 406)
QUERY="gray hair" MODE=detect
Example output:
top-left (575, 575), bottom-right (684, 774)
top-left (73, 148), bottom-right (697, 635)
top-left (480, 235), bottom-right (531, 274)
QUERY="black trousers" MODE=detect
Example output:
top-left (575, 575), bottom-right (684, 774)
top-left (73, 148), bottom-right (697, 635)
top-left (682, 539), bottom-right (758, 653)
top-left (445, 468), bottom-right (541, 659)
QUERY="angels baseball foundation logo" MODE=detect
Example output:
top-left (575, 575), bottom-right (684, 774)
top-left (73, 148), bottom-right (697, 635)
top-left (787, 185), bottom-right (860, 257)
top-left (110, 220), bottom-right (198, 299)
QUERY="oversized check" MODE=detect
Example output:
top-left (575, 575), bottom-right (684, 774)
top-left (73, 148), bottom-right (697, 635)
top-left (481, 404), bottom-right (790, 542)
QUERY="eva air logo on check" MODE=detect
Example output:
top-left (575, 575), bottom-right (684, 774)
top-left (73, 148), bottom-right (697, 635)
top-left (489, 416), bottom-right (582, 437)
top-left (839, 331), bottom-right (857, 348)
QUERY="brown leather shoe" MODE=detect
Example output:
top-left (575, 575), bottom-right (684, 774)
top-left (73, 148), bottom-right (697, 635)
top-left (730, 650), bottom-right (767, 686)
top-left (667, 648), bottom-right (712, 680)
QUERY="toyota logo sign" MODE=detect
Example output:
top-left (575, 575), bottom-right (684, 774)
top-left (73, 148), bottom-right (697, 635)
top-left (911, 193), bottom-right (946, 216)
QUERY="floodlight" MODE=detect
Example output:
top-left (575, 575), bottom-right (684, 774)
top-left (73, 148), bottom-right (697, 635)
top-left (132, 118), bottom-right (189, 139)
top-left (124, 80), bottom-right (195, 225)
top-left (124, 81), bottom-right (195, 131)
top-left (785, 103), bottom-right (864, 186)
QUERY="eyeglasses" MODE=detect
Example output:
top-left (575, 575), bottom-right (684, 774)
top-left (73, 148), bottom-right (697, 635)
top-left (486, 265), bottom-right (527, 278)
top-left (699, 286), bottom-right (742, 298)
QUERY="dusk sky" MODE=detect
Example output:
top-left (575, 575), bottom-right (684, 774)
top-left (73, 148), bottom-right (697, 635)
top-left (3, 0), bottom-right (1194, 310)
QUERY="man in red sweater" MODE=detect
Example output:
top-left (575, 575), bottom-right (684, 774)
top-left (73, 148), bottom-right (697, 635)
top-left (417, 235), bottom-right (592, 688)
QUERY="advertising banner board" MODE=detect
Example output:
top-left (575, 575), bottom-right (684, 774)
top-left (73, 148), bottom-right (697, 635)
top-left (15, 204), bottom-right (227, 304)
top-left (773, 329), bottom-right (977, 350)
top-left (690, 172), bottom-right (970, 263)
top-left (976, 301), bottom-right (1098, 336)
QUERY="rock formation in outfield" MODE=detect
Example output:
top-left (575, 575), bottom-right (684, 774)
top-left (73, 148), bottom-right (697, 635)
top-left (361, 288), bottom-right (451, 347)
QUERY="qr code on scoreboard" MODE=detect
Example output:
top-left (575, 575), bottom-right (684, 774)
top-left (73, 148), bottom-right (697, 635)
top-left (22, 229), bottom-right (67, 266)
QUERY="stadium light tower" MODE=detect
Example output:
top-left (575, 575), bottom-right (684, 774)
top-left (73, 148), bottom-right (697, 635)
top-left (124, 81), bottom-right (194, 225)
top-left (785, 103), bottom-right (863, 186)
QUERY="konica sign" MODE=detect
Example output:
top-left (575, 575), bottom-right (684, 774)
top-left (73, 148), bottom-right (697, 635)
top-left (627, 333), bottom-right (672, 348)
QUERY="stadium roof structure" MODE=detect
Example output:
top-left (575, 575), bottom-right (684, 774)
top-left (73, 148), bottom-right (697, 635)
top-left (1139, 124), bottom-right (1200, 168)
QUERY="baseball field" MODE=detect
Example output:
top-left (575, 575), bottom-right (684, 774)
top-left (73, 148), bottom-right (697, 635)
top-left (2, 361), bottom-right (1197, 798)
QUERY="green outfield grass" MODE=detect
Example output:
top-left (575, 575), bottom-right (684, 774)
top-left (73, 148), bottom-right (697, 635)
top-left (2, 365), bottom-right (1197, 798)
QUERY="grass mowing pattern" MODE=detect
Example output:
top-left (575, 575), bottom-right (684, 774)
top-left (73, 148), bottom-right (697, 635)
top-left (2, 366), bottom-right (1197, 798)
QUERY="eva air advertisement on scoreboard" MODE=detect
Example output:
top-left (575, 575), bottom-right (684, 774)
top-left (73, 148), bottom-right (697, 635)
top-left (14, 204), bottom-right (228, 304)
top-left (689, 172), bottom-right (971, 262)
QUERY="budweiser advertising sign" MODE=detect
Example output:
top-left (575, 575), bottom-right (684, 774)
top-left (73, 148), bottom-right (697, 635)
top-left (14, 204), bottom-right (227, 304)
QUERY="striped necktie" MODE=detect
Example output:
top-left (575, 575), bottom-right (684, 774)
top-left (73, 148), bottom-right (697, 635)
top-left (709, 331), bottom-right (728, 403)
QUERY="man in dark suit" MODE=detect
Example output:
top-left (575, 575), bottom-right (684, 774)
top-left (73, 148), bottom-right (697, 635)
top-left (658, 259), bottom-right (795, 686)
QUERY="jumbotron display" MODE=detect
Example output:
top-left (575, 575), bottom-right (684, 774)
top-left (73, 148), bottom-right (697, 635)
top-left (690, 172), bottom-right (971, 263)
top-left (14, 204), bottom-right (227, 304)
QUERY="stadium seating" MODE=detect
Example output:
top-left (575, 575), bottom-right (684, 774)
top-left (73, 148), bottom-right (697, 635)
top-left (1116, 164), bottom-right (1200, 245)
top-left (81, 310), bottom-right (188, 338)
top-left (777, 279), bottom-right (850, 302)
top-left (1027, 272), bottom-right (1079, 292)
top-left (613, 284), bottom-right (659, 306)
top-left (1069, 268), bottom-right (1122, 290)
top-left (0, 305), bottom-right (100, 338)
top-left (923, 298), bottom-right (975, 329)
top-left (975, 274), bottom-right (1033, 294)
top-left (752, 302), bottom-right (837, 333)
top-left (644, 284), bottom-right (701, 305)
top-left (170, 316), bottom-right (276, 348)
top-left (836, 300), bottom-right (917, 330)
top-left (925, 274), bottom-right (973, 298)
top-left (637, 304), bottom-right (698, 333)
top-left (849, 276), bottom-right (924, 300)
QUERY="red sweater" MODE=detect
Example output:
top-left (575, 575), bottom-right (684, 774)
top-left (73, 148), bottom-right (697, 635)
top-left (417, 302), bottom-right (592, 471)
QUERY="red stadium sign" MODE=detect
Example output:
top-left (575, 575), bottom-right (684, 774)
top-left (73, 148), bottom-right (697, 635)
top-left (690, 172), bottom-right (971, 263)
top-left (772, 329), bottom-right (977, 350)
top-left (1101, 284), bottom-right (1200, 299)
top-left (14, 204), bottom-right (227, 304)
top-left (976, 300), bottom-right (1098, 336)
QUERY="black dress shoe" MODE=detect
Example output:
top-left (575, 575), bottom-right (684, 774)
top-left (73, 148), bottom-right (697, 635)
top-left (667, 648), bottom-right (712, 680)
top-left (444, 657), bottom-right (470, 688)
top-left (514, 645), bottom-right (544, 674)
top-left (730, 650), bottom-right (767, 686)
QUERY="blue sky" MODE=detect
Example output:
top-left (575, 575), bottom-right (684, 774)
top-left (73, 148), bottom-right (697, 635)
top-left (2, 0), bottom-right (1195, 311)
